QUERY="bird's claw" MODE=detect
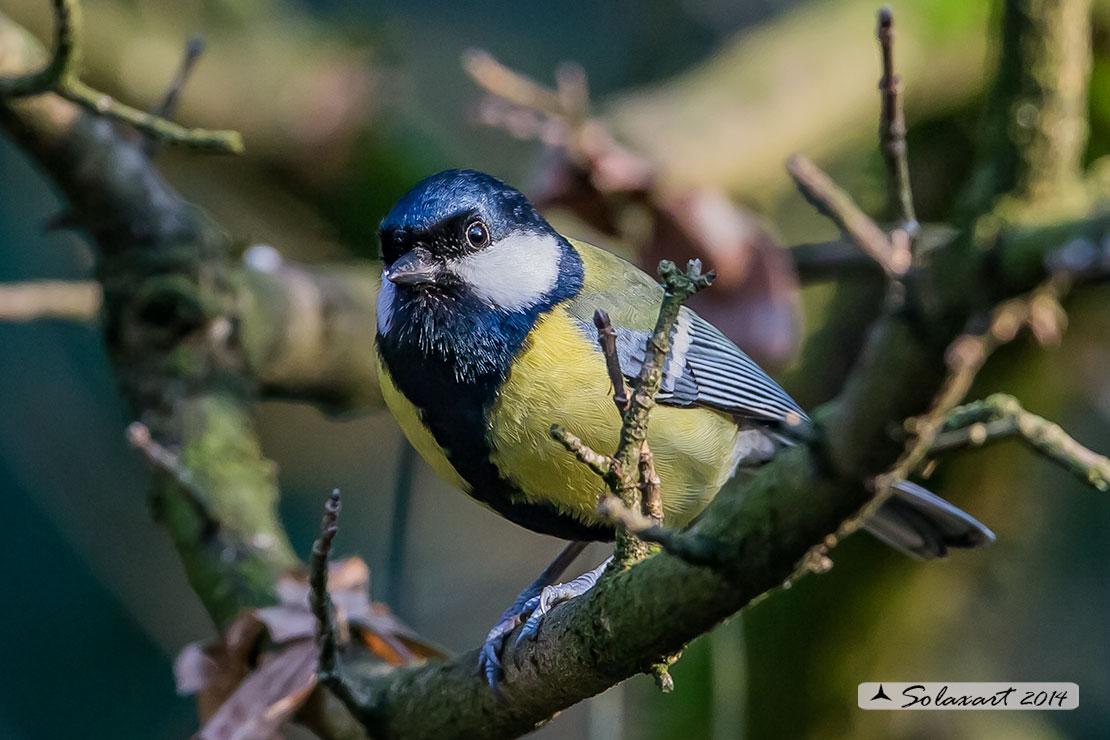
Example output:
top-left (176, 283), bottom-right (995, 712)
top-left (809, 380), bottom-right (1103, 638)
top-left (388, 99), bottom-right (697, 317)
top-left (477, 580), bottom-right (583, 696)
top-left (513, 582), bottom-right (576, 647)
top-left (475, 546), bottom-right (603, 697)
top-left (477, 611), bottom-right (523, 698)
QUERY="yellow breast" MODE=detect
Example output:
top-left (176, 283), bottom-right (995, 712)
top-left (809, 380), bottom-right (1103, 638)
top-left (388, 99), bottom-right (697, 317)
top-left (487, 305), bottom-right (741, 528)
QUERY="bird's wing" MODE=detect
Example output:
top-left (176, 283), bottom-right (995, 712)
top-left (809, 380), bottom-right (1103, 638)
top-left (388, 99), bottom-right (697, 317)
top-left (614, 308), bottom-right (808, 425)
top-left (563, 238), bottom-right (808, 426)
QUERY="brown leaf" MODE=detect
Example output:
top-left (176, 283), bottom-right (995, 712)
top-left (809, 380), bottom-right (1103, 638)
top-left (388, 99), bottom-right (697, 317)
top-left (175, 613), bottom-right (266, 722)
top-left (194, 640), bottom-right (319, 740)
top-left (176, 557), bottom-right (444, 738)
top-left (257, 557), bottom-right (446, 663)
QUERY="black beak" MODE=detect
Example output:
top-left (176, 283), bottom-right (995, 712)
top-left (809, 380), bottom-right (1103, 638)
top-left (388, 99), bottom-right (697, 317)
top-left (385, 250), bottom-right (440, 286)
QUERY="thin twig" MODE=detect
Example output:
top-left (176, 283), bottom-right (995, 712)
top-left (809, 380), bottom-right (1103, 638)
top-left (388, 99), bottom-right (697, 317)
top-left (844, 279), bottom-right (1067, 540)
top-left (308, 490), bottom-right (368, 719)
top-left (791, 239), bottom-right (881, 281)
top-left (0, 280), bottom-right (100, 322)
top-left (876, 7), bottom-right (918, 237)
top-left (930, 418), bottom-right (1016, 453)
top-left (551, 261), bottom-right (712, 566)
top-left (154, 35), bottom-right (205, 120)
top-left (593, 309), bottom-right (630, 412)
top-left (786, 154), bottom-right (910, 277)
top-left (0, 0), bottom-right (241, 152)
top-left (932, 394), bottom-right (1110, 491)
top-left (550, 425), bottom-right (619, 483)
top-left (593, 307), bottom-right (664, 526)
top-left (609, 260), bottom-right (713, 565)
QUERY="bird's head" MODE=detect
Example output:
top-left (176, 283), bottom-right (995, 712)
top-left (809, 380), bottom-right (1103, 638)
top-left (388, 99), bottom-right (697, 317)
top-left (378, 169), bottom-right (577, 311)
top-left (376, 170), bottom-right (582, 373)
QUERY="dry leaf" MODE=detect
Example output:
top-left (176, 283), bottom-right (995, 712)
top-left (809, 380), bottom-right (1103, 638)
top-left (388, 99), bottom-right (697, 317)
top-left (194, 640), bottom-right (319, 740)
top-left (176, 557), bottom-right (444, 739)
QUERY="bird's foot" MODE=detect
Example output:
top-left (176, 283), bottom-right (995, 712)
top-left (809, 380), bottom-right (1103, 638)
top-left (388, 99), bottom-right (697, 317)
top-left (476, 542), bottom-right (591, 697)
top-left (514, 556), bottom-right (612, 648)
top-left (478, 606), bottom-right (526, 699)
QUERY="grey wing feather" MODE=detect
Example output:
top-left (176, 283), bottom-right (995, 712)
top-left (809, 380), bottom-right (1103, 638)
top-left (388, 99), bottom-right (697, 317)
top-left (594, 307), bottom-right (809, 426)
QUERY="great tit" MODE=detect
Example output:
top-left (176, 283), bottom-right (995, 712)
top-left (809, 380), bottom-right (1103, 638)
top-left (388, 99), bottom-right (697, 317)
top-left (375, 169), bottom-right (994, 685)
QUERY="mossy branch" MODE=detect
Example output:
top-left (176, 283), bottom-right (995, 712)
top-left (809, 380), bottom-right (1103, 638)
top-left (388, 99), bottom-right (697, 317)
top-left (933, 393), bottom-right (1110, 491)
top-left (0, 0), bottom-right (242, 152)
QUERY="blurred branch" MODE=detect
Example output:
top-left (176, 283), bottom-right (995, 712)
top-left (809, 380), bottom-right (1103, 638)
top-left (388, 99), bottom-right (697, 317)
top-left (0, 0), bottom-right (77, 97)
top-left (240, 247), bottom-right (382, 410)
top-left (965, 0), bottom-right (1092, 210)
top-left (876, 8), bottom-right (918, 236)
top-left (786, 153), bottom-right (910, 277)
top-left (127, 422), bottom-right (221, 541)
top-left (931, 393), bottom-right (1110, 491)
top-left (0, 10), bottom-right (383, 738)
top-left (790, 240), bottom-right (881, 281)
top-left (0, 279), bottom-right (100, 321)
top-left (844, 279), bottom-right (1066, 537)
top-left (0, 0), bottom-right (241, 152)
top-left (144, 34), bottom-right (205, 156)
top-left (468, 49), bottom-right (803, 367)
top-left (152, 35), bottom-right (204, 121)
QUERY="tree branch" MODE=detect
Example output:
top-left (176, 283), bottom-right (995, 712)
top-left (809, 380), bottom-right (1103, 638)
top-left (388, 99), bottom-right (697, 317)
top-left (786, 154), bottom-right (910, 277)
top-left (0, 279), bottom-right (100, 321)
top-left (592, 309), bottom-right (630, 412)
top-left (608, 259), bottom-right (712, 564)
top-left (0, 0), bottom-right (377, 631)
top-left (932, 393), bottom-right (1110, 491)
top-left (965, 0), bottom-right (1092, 210)
top-left (0, 0), bottom-right (241, 151)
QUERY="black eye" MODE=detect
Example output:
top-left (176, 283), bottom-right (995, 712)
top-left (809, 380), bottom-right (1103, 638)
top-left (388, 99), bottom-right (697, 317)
top-left (465, 220), bottom-right (489, 248)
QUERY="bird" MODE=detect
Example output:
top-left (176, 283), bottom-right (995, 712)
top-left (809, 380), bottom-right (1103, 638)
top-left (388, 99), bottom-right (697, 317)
top-left (374, 169), bottom-right (994, 692)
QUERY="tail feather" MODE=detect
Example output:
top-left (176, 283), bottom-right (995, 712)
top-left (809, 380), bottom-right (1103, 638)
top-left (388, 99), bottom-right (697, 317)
top-left (863, 480), bottom-right (995, 560)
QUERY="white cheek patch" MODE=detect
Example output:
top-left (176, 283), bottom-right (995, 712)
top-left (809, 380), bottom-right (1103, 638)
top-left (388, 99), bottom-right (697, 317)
top-left (377, 273), bottom-right (396, 335)
top-left (448, 231), bottom-right (561, 312)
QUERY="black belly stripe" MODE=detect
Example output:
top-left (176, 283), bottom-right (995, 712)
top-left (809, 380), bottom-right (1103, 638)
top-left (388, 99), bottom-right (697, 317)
top-left (378, 343), bottom-right (612, 541)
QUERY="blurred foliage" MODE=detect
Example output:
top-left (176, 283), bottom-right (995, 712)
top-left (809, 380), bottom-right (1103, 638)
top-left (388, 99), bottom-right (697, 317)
top-left (1, 0), bottom-right (1109, 738)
